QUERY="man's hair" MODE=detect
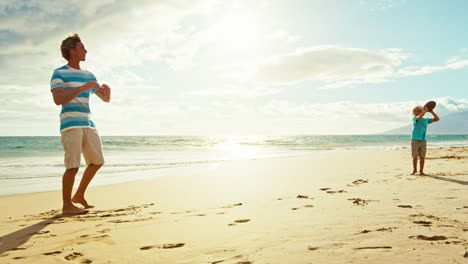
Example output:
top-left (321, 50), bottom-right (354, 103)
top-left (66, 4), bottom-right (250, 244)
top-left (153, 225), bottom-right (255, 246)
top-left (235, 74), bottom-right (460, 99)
top-left (60, 33), bottom-right (81, 61)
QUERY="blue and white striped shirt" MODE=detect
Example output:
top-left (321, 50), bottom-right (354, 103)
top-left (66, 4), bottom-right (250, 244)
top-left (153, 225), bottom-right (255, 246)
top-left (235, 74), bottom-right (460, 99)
top-left (50, 65), bottom-right (98, 132)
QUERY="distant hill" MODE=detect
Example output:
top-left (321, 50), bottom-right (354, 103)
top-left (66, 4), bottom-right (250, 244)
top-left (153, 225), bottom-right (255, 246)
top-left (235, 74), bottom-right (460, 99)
top-left (383, 111), bottom-right (468, 135)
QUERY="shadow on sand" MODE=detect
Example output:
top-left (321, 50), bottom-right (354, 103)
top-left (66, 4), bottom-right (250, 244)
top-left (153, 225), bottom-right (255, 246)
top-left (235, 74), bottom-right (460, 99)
top-left (424, 175), bottom-right (468, 186)
top-left (0, 213), bottom-right (73, 255)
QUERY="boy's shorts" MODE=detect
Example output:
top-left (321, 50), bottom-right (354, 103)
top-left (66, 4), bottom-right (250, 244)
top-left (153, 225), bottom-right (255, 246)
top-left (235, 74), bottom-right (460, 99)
top-left (411, 140), bottom-right (427, 158)
top-left (61, 128), bottom-right (105, 169)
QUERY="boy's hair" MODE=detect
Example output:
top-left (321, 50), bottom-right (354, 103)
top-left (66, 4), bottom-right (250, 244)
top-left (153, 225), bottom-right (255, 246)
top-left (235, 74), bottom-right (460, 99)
top-left (60, 33), bottom-right (81, 61)
top-left (412, 106), bottom-right (423, 115)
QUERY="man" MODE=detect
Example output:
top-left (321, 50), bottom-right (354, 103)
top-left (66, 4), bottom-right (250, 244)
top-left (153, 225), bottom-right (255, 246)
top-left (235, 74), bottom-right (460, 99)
top-left (50, 33), bottom-right (111, 214)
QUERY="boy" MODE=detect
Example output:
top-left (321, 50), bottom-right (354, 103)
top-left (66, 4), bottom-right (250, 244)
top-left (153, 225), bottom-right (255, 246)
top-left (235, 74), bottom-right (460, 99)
top-left (411, 105), bottom-right (439, 175)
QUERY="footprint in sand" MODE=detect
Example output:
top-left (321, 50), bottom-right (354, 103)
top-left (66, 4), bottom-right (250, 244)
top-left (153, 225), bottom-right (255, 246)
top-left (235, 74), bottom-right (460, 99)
top-left (11, 247), bottom-right (27, 251)
top-left (351, 179), bottom-right (368, 186)
top-left (228, 219), bottom-right (251, 226)
top-left (354, 246), bottom-right (392, 250)
top-left (110, 217), bottom-right (152, 223)
top-left (308, 246), bottom-right (319, 251)
top-left (36, 230), bottom-right (50, 235)
top-left (326, 190), bottom-right (346, 194)
top-left (348, 198), bottom-right (371, 206)
top-left (409, 235), bottom-right (448, 241)
top-left (149, 211), bottom-right (162, 215)
top-left (413, 220), bottom-right (432, 227)
top-left (191, 214), bottom-right (207, 217)
top-left (43, 250), bottom-right (62, 256)
top-left (97, 228), bottom-right (111, 234)
top-left (140, 243), bottom-right (185, 250)
top-left (292, 205), bottom-right (314, 210)
top-left (222, 203), bottom-right (243, 209)
top-left (397, 205), bottom-right (413, 208)
top-left (211, 254), bottom-right (251, 264)
top-left (64, 252), bottom-right (84, 260)
top-left (358, 227), bottom-right (396, 234)
top-left (171, 210), bottom-right (198, 215)
top-left (297, 195), bottom-right (314, 199)
top-left (277, 195), bottom-right (309, 201)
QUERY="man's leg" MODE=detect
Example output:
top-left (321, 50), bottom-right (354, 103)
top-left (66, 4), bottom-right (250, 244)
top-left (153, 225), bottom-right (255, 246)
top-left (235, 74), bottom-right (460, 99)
top-left (61, 129), bottom-right (88, 214)
top-left (73, 128), bottom-right (105, 208)
top-left (72, 164), bottom-right (102, 208)
top-left (62, 168), bottom-right (88, 214)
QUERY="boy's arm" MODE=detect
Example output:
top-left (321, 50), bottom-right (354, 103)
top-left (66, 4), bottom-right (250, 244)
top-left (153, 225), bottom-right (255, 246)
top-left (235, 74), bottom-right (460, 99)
top-left (430, 110), bottom-right (440, 123)
top-left (416, 107), bottom-right (427, 120)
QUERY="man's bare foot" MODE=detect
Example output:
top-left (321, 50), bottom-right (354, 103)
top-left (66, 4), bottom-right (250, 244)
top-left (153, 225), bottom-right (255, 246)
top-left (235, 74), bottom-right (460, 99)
top-left (419, 172), bottom-right (427, 176)
top-left (62, 205), bottom-right (89, 215)
top-left (72, 195), bottom-right (95, 209)
top-left (411, 171), bottom-right (417, 175)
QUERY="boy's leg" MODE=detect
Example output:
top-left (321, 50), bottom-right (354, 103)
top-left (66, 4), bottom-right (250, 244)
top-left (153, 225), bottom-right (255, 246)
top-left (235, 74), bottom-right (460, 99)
top-left (412, 158), bottom-right (418, 175)
top-left (419, 140), bottom-right (427, 175)
top-left (411, 140), bottom-right (418, 175)
top-left (419, 158), bottom-right (426, 175)
top-left (73, 128), bottom-right (105, 208)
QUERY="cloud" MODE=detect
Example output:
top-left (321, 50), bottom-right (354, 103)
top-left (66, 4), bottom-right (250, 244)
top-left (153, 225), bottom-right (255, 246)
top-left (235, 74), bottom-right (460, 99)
top-left (256, 47), bottom-right (407, 86)
top-left (434, 97), bottom-right (468, 112)
top-left (256, 47), bottom-right (468, 89)
top-left (360, 0), bottom-right (407, 12)
top-left (0, 0), bottom-right (210, 64)
top-left (0, 0), bottom-right (213, 100)
top-left (2, 89), bottom-right (467, 136)
top-left (398, 57), bottom-right (468, 77)
top-left (268, 30), bottom-right (301, 44)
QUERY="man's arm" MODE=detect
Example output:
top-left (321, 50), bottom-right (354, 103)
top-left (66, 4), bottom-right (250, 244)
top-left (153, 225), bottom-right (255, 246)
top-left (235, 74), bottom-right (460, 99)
top-left (52, 81), bottom-right (100, 105)
top-left (430, 110), bottom-right (440, 123)
top-left (95, 84), bottom-right (111, 103)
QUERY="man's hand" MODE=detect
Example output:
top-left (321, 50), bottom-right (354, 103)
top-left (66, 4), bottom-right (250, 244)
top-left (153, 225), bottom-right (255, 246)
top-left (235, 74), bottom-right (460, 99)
top-left (98, 84), bottom-right (110, 93)
top-left (52, 81), bottom-right (101, 105)
top-left (80, 81), bottom-right (100, 92)
top-left (96, 84), bottom-right (111, 102)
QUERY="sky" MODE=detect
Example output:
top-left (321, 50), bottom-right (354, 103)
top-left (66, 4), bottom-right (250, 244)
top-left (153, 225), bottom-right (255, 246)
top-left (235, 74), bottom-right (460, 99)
top-left (1, 0), bottom-right (467, 136)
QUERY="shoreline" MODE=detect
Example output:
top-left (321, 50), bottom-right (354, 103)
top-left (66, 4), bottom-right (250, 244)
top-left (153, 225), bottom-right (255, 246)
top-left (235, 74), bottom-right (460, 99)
top-left (2, 144), bottom-right (467, 197)
top-left (1, 147), bottom-right (467, 263)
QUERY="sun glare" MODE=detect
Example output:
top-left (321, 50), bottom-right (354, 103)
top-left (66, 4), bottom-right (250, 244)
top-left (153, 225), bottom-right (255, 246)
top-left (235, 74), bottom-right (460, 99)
top-left (213, 141), bottom-right (258, 160)
top-left (215, 12), bottom-right (260, 53)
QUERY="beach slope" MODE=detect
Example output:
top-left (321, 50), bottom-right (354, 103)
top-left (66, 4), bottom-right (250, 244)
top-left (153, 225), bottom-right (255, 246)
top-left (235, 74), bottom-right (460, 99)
top-left (1, 148), bottom-right (467, 263)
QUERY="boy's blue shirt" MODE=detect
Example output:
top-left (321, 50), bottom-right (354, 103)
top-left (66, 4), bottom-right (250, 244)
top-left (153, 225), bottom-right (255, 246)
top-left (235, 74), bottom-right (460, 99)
top-left (411, 115), bottom-right (433, 140)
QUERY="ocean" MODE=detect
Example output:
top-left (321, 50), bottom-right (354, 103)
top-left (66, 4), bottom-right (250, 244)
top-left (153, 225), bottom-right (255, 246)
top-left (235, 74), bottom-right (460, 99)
top-left (1, 135), bottom-right (467, 196)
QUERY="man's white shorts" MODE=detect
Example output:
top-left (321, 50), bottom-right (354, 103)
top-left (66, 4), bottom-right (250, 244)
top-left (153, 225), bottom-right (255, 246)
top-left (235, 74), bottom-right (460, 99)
top-left (61, 128), bottom-right (104, 169)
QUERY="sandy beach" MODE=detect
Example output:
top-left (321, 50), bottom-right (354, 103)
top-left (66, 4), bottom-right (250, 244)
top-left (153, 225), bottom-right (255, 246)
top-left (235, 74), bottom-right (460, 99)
top-left (0, 147), bottom-right (467, 263)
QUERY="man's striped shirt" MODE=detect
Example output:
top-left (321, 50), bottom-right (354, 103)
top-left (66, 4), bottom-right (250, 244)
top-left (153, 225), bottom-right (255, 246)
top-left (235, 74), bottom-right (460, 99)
top-left (50, 65), bottom-right (98, 132)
